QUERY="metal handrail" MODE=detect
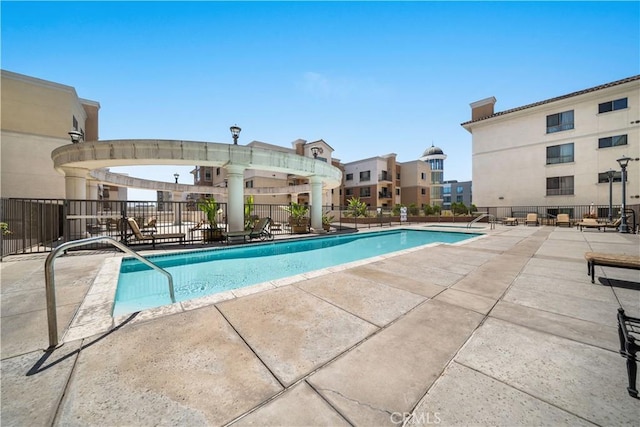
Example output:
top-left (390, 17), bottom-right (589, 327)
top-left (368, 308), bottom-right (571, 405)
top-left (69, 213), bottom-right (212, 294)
top-left (44, 236), bottom-right (175, 348)
top-left (467, 212), bottom-right (496, 229)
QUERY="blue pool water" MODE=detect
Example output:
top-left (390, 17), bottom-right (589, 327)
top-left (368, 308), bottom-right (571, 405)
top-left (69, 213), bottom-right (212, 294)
top-left (114, 229), bottom-right (479, 316)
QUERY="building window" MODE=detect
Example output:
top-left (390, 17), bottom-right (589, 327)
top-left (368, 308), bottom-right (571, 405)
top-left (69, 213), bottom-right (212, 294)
top-left (421, 172), bottom-right (426, 180)
top-left (598, 97), bottom-right (627, 114)
top-left (245, 180), bottom-right (253, 188)
top-left (396, 172), bottom-right (401, 180)
top-left (72, 115), bottom-right (78, 131)
top-left (345, 188), bottom-right (353, 196)
top-left (546, 110), bottom-right (574, 133)
top-left (598, 134), bottom-right (627, 149)
top-left (204, 170), bottom-right (212, 181)
top-left (360, 171), bottom-right (371, 181)
top-left (546, 176), bottom-right (574, 196)
top-left (396, 188), bottom-right (400, 196)
top-left (421, 188), bottom-right (426, 195)
top-left (597, 171), bottom-right (623, 183)
top-left (360, 187), bottom-right (371, 197)
top-left (443, 187), bottom-right (451, 195)
top-left (456, 195), bottom-right (464, 202)
top-left (346, 173), bottom-right (353, 181)
top-left (546, 143), bottom-right (574, 164)
top-left (216, 168), bottom-right (221, 176)
top-left (456, 186), bottom-right (464, 194)
top-left (431, 172), bottom-right (442, 184)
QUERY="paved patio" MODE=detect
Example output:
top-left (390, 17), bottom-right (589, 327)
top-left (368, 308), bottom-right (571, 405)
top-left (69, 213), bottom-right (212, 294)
top-left (1, 225), bottom-right (638, 426)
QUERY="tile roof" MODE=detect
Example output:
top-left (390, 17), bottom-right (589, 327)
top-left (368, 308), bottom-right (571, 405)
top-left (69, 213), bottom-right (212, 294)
top-left (461, 75), bottom-right (640, 126)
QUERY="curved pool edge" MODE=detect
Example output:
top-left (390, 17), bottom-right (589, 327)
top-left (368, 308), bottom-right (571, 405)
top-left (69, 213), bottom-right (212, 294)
top-left (61, 228), bottom-right (488, 344)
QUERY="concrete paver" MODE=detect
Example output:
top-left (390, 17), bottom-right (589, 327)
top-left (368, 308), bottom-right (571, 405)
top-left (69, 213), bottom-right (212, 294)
top-left (413, 362), bottom-right (594, 426)
top-left (455, 317), bottom-right (638, 426)
top-left (217, 285), bottom-right (379, 386)
top-left (308, 300), bottom-right (484, 426)
top-left (298, 272), bottom-right (426, 327)
top-left (231, 382), bottom-right (348, 426)
top-left (56, 306), bottom-right (283, 426)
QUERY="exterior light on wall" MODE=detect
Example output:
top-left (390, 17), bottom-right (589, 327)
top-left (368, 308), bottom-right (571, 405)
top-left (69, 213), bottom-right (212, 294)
top-left (310, 146), bottom-right (323, 159)
top-left (174, 173), bottom-right (179, 184)
top-left (68, 130), bottom-right (84, 144)
top-left (230, 125), bottom-right (241, 145)
top-left (616, 156), bottom-right (632, 233)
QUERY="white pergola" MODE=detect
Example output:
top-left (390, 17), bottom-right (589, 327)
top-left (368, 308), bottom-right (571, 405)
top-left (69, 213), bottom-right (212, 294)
top-left (52, 139), bottom-right (342, 232)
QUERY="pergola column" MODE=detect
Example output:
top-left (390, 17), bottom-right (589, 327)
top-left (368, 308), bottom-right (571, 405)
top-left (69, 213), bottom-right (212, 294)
top-left (226, 165), bottom-right (246, 232)
top-left (310, 176), bottom-right (324, 232)
top-left (62, 167), bottom-right (89, 239)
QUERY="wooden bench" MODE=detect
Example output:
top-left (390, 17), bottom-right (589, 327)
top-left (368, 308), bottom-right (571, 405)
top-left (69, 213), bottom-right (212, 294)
top-left (585, 252), bottom-right (640, 283)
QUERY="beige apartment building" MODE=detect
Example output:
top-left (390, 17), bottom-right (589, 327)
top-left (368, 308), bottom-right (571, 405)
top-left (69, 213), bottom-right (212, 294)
top-left (1, 70), bottom-right (102, 199)
top-left (397, 160), bottom-right (431, 208)
top-left (462, 75), bottom-right (640, 214)
top-left (342, 154), bottom-right (401, 209)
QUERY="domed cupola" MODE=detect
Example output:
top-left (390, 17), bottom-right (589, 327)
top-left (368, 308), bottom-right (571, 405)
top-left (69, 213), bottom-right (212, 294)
top-left (422, 144), bottom-right (444, 157)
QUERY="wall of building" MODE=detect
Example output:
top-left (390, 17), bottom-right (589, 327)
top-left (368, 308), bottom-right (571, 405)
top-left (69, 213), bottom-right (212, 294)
top-left (398, 160), bottom-right (430, 207)
top-left (1, 70), bottom-right (99, 199)
top-left (466, 77), bottom-right (640, 208)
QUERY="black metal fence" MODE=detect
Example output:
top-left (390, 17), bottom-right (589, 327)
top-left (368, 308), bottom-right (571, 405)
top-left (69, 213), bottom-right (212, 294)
top-left (1, 198), bottom-right (638, 259)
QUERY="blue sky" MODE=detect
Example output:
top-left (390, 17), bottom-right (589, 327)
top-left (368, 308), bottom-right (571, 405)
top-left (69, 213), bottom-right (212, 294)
top-left (2, 1), bottom-right (639, 200)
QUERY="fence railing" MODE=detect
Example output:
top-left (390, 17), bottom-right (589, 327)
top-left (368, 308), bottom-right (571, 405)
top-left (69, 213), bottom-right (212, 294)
top-left (1, 198), bottom-right (638, 258)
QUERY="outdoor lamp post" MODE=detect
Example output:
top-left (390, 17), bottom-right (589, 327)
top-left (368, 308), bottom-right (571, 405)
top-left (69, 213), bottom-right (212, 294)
top-left (310, 146), bottom-right (323, 159)
top-left (616, 156), bottom-right (632, 233)
top-left (174, 173), bottom-right (179, 184)
top-left (606, 169), bottom-right (616, 222)
top-left (230, 125), bottom-right (241, 145)
top-left (68, 130), bottom-right (83, 144)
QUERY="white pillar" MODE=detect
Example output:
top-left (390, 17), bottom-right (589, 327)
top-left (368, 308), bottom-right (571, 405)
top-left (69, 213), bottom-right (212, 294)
top-left (226, 165), bottom-right (246, 232)
top-left (310, 176), bottom-right (324, 232)
top-left (172, 191), bottom-right (183, 225)
top-left (62, 167), bottom-right (89, 239)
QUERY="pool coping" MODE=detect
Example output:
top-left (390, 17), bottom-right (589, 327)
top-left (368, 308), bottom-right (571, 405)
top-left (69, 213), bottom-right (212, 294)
top-left (62, 227), bottom-right (488, 343)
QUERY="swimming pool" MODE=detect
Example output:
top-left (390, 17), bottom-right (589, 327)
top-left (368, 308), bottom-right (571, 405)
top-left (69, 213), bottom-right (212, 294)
top-left (114, 229), bottom-right (480, 316)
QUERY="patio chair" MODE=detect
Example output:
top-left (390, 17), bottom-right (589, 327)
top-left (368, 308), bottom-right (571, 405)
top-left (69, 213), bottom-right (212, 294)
top-left (577, 218), bottom-right (602, 231)
top-left (525, 213), bottom-right (539, 226)
top-left (503, 217), bottom-right (518, 226)
top-left (223, 217), bottom-right (274, 243)
top-left (602, 216), bottom-right (626, 232)
top-left (556, 213), bottom-right (571, 227)
top-left (188, 220), bottom-right (206, 238)
top-left (127, 217), bottom-right (185, 248)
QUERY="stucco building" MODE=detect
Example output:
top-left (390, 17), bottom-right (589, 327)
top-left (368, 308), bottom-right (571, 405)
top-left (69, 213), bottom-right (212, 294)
top-left (462, 75), bottom-right (640, 214)
top-left (342, 154), bottom-right (400, 209)
top-left (1, 70), bottom-right (101, 199)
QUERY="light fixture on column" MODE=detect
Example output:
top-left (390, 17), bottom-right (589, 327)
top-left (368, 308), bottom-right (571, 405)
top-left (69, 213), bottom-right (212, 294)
top-left (310, 146), bottom-right (323, 159)
top-left (230, 125), bottom-right (241, 145)
top-left (174, 173), bottom-right (179, 184)
top-left (68, 130), bottom-right (84, 144)
top-left (616, 156), bottom-right (632, 233)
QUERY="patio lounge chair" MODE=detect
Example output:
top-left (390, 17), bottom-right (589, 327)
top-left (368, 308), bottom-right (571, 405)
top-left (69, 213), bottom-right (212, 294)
top-left (503, 217), bottom-right (518, 226)
top-left (127, 218), bottom-right (185, 248)
top-left (525, 213), bottom-right (539, 226)
top-left (556, 213), bottom-right (571, 227)
top-left (602, 216), bottom-right (626, 232)
top-left (577, 218), bottom-right (602, 231)
top-left (223, 217), bottom-right (274, 243)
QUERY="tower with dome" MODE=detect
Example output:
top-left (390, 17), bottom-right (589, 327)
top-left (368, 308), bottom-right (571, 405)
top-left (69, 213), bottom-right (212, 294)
top-left (419, 144), bottom-right (447, 207)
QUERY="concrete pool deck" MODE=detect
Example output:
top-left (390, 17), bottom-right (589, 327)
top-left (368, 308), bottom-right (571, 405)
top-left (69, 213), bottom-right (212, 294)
top-left (1, 225), bottom-right (639, 425)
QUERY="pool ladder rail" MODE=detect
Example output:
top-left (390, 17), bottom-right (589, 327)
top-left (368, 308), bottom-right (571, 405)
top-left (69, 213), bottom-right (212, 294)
top-left (467, 212), bottom-right (496, 230)
top-left (44, 236), bottom-right (175, 349)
